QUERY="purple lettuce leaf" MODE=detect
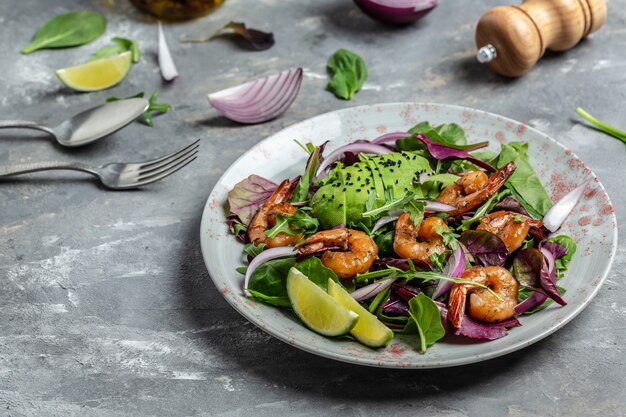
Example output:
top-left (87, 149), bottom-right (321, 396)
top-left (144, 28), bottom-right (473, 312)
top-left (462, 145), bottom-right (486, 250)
top-left (512, 248), bottom-right (566, 306)
top-left (493, 195), bottom-right (530, 216)
top-left (435, 301), bottom-right (521, 340)
top-left (227, 175), bottom-right (277, 226)
top-left (459, 230), bottom-right (508, 267)
top-left (414, 134), bottom-right (496, 172)
top-left (382, 296), bottom-right (410, 316)
top-left (541, 241), bottom-right (568, 260)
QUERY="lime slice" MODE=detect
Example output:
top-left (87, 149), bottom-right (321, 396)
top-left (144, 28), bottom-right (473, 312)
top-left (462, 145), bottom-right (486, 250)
top-left (328, 279), bottom-right (394, 348)
top-left (286, 268), bottom-right (359, 337)
top-left (55, 51), bottom-right (132, 92)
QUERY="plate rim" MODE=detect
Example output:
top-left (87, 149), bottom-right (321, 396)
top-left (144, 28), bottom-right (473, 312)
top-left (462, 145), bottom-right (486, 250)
top-left (200, 102), bottom-right (618, 368)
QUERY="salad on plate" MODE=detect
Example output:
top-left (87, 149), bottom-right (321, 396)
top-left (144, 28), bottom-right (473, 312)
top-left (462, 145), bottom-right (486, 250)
top-left (226, 121), bottom-right (586, 353)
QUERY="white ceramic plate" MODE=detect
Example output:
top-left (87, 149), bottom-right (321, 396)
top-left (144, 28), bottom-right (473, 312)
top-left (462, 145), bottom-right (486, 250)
top-left (200, 103), bottom-right (617, 368)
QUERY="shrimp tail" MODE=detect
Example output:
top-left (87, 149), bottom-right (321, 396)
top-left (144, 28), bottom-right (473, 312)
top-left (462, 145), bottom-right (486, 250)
top-left (447, 161), bottom-right (516, 217)
top-left (447, 286), bottom-right (467, 328)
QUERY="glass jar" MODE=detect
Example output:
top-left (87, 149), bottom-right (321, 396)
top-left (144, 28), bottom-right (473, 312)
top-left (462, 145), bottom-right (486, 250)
top-left (130, 0), bottom-right (224, 20)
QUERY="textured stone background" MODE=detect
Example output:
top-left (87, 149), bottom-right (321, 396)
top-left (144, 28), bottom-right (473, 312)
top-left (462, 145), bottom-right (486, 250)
top-left (1, 0), bottom-right (624, 416)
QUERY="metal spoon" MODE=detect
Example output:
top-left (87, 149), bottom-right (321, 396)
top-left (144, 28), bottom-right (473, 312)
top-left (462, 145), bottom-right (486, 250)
top-left (0, 98), bottom-right (149, 147)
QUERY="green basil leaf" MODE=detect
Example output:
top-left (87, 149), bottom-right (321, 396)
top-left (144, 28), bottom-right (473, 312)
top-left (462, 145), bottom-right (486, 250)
top-left (407, 293), bottom-right (445, 353)
top-left (22, 11), bottom-right (107, 54)
top-left (90, 37), bottom-right (140, 63)
top-left (327, 49), bottom-right (367, 100)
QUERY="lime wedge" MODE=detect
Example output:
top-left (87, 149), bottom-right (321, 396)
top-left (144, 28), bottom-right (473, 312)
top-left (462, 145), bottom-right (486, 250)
top-left (328, 279), bottom-right (394, 348)
top-left (286, 268), bottom-right (358, 337)
top-left (55, 51), bottom-right (132, 92)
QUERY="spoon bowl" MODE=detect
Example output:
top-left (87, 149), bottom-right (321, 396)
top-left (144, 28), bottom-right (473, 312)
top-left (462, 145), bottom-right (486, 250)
top-left (0, 98), bottom-right (149, 147)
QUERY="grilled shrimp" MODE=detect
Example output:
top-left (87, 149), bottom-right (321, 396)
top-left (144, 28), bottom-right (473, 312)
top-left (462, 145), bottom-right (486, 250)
top-left (298, 229), bottom-right (378, 279)
top-left (393, 213), bottom-right (449, 266)
top-left (476, 210), bottom-right (543, 253)
top-left (447, 266), bottom-right (518, 328)
top-left (248, 179), bottom-right (303, 247)
top-left (436, 162), bottom-right (516, 217)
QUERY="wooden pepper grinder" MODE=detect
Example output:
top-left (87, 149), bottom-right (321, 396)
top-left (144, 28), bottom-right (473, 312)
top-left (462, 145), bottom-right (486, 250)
top-left (475, 0), bottom-right (606, 77)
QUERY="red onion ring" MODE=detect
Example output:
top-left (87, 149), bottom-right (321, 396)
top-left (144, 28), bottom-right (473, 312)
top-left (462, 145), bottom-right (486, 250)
top-left (244, 246), bottom-right (298, 296)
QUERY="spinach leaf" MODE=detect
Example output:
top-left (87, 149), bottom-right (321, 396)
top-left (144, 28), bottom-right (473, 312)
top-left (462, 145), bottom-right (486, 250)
top-left (90, 37), bottom-right (140, 63)
top-left (22, 11), bottom-right (106, 54)
top-left (247, 257), bottom-right (296, 307)
top-left (495, 142), bottom-right (553, 218)
top-left (408, 121), bottom-right (468, 148)
top-left (294, 257), bottom-right (339, 292)
top-left (406, 293), bottom-right (445, 353)
top-left (327, 49), bottom-right (367, 100)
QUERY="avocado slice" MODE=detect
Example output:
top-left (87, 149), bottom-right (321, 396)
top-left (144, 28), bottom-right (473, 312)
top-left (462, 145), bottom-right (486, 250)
top-left (310, 151), bottom-right (433, 228)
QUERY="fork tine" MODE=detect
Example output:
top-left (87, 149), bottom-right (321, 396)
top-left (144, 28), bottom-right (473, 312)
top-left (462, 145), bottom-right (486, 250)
top-left (137, 149), bottom-right (199, 181)
top-left (138, 139), bottom-right (200, 169)
top-left (130, 154), bottom-right (198, 187)
top-left (138, 143), bottom-right (199, 177)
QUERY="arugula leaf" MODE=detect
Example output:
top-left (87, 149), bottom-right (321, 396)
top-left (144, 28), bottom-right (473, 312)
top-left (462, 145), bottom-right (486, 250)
top-left (435, 225), bottom-right (459, 250)
top-left (407, 293), bottom-right (445, 353)
top-left (327, 49), bottom-right (367, 100)
top-left (90, 37), bottom-right (140, 63)
top-left (107, 91), bottom-right (171, 127)
top-left (361, 189), bottom-right (415, 218)
top-left (576, 108), bottom-right (626, 145)
top-left (291, 143), bottom-right (323, 203)
top-left (495, 142), bottom-right (552, 218)
top-left (243, 242), bottom-right (266, 258)
top-left (22, 11), bottom-right (106, 54)
top-left (264, 209), bottom-right (319, 239)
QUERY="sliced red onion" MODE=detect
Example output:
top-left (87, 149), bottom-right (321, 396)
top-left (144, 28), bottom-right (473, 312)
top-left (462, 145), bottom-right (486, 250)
top-left (422, 200), bottom-right (456, 212)
top-left (316, 142), bottom-right (392, 176)
top-left (432, 245), bottom-right (465, 299)
top-left (243, 246), bottom-right (297, 296)
top-left (158, 22), bottom-right (179, 81)
top-left (543, 179), bottom-right (592, 232)
top-left (209, 68), bottom-right (303, 124)
top-left (350, 277), bottom-right (398, 301)
top-left (418, 172), bottom-right (430, 184)
top-left (371, 209), bottom-right (403, 233)
top-left (371, 131), bottom-right (411, 145)
top-left (354, 0), bottom-right (438, 25)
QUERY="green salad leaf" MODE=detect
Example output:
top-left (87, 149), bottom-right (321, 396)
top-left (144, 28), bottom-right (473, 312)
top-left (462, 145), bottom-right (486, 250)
top-left (495, 142), bottom-right (552, 218)
top-left (327, 49), bottom-right (367, 100)
top-left (22, 11), bottom-right (106, 54)
top-left (406, 293), bottom-right (445, 353)
top-left (90, 37), bottom-right (140, 63)
top-left (247, 257), bottom-right (296, 307)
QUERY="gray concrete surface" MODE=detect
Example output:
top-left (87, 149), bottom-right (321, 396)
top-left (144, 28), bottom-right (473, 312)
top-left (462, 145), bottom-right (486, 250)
top-left (1, 0), bottom-right (625, 416)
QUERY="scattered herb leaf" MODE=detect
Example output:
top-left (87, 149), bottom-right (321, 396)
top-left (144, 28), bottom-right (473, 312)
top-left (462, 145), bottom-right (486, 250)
top-left (90, 37), bottom-right (140, 63)
top-left (327, 49), bottom-right (367, 100)
top-left (182, 21), bottom-right (274, 51)
top-left (107, 91), bottom-right (171, 127)
top-left (576, 107), bottom-right (626, 145)
top-left (22, 11), bottom-right (106, 54)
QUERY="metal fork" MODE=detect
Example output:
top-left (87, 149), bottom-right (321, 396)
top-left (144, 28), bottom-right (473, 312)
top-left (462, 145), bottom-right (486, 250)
top-left (0, 140), bottom-right (199, 190)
